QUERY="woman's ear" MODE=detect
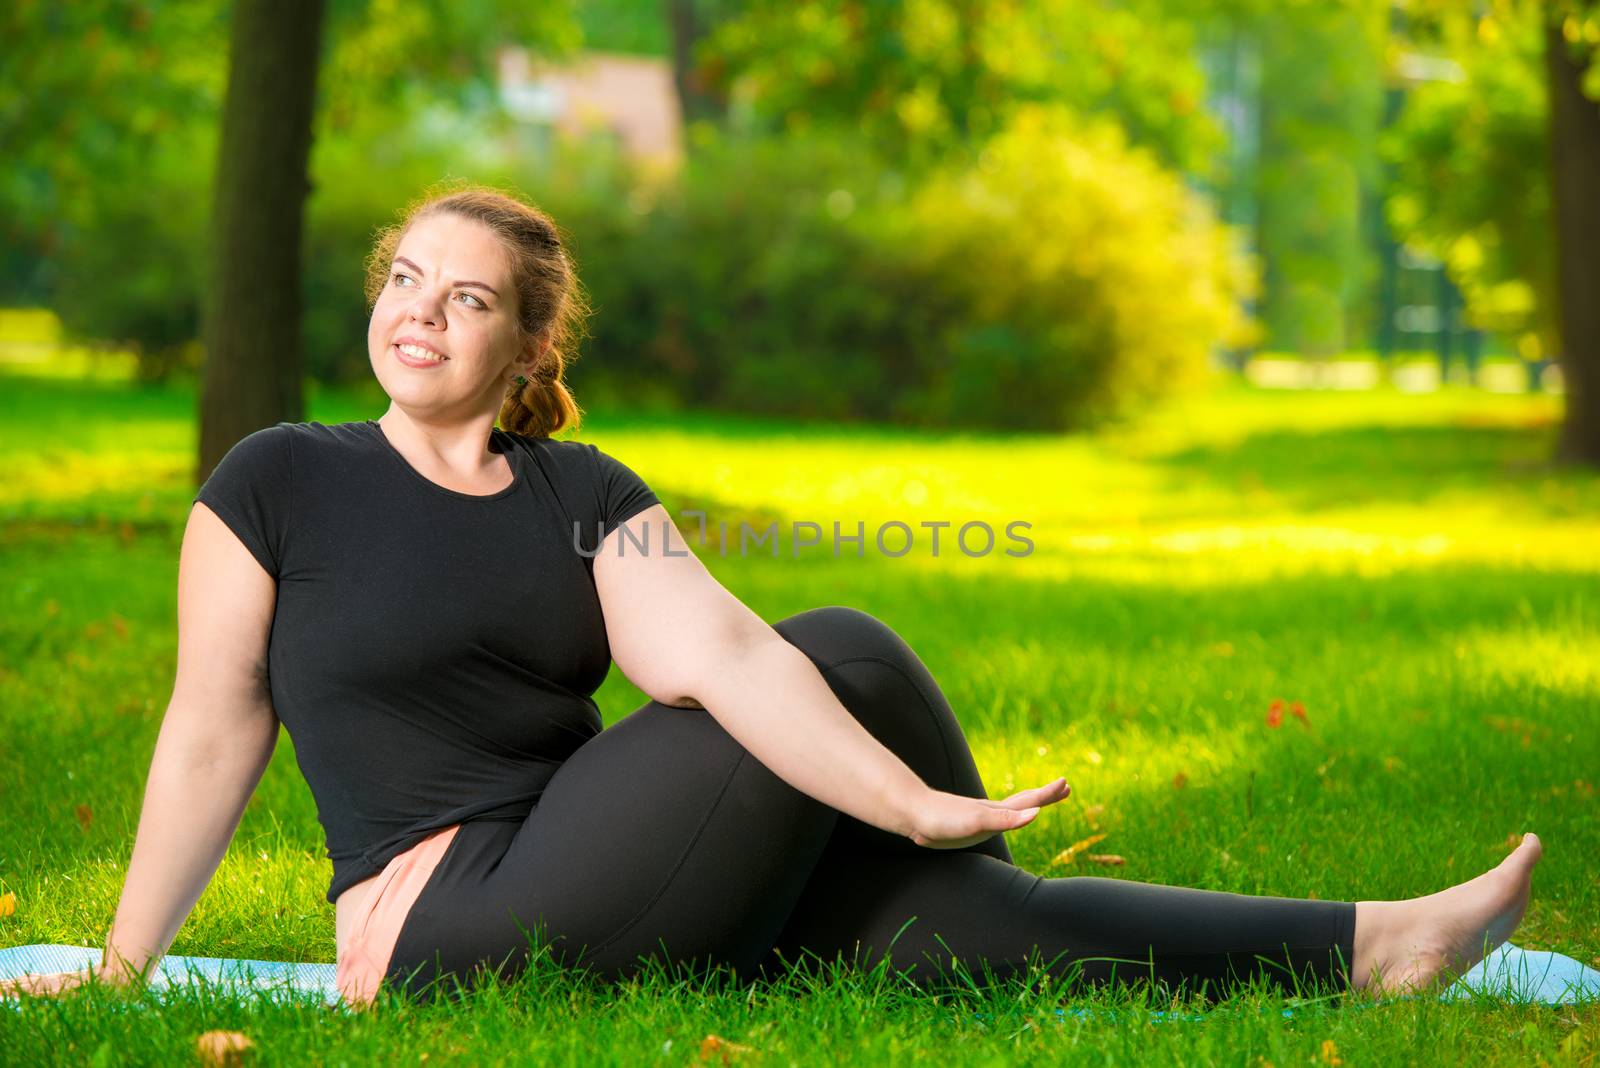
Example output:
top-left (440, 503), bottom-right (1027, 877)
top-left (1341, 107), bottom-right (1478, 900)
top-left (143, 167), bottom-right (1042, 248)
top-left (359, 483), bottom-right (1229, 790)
top-left (510, 335), bottom-right (549, 378)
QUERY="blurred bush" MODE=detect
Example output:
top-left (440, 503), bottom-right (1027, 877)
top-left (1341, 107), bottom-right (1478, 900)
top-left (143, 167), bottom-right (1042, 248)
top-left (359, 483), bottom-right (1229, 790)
top-left (27, 97), bottom-right (1253, 431)
top-left (551, 108), bottom-right (1254, 431)
top-left (46, 120), bottom-right (215, 383)
top-left (886, 105), bottom-right (1255, 429)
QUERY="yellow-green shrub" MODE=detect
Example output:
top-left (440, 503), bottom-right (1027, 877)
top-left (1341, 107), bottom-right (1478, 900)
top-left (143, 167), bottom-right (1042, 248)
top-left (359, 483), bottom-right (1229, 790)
top-left (887, 105), bottom-right (1256, 430)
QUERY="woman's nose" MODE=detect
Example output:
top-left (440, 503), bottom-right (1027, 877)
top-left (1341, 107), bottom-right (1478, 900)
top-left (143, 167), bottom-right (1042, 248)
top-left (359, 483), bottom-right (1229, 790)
top-left (407, 292), bottom-right (446, 326)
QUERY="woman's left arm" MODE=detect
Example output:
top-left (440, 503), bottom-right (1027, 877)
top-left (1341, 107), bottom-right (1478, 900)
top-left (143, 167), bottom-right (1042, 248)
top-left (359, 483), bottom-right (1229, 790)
top-left (592, 505), bottom-right (1067, 849)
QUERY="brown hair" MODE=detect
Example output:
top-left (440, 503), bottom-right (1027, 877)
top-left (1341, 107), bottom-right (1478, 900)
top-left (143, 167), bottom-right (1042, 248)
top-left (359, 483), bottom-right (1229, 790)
top-left (364, 181), bottom-right (588, 437)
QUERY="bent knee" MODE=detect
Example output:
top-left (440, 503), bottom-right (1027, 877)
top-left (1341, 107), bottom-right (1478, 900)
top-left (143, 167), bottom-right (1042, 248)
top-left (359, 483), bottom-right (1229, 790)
top-left (771, 605), bottom-right (920, 674)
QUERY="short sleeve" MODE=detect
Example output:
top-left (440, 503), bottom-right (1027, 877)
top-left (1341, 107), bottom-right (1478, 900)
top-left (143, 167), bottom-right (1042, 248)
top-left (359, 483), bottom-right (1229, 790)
top-left (194, 424), bottom-right (294, 579)
top-left (590, 443), bottom-right (660, 529)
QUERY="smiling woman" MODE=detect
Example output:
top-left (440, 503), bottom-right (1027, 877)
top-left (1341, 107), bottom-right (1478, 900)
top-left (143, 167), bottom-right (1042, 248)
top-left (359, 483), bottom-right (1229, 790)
top-left (362, 182), bottom-right (589, 439)
top-left (11, 182), bottom-right (1543, 1012)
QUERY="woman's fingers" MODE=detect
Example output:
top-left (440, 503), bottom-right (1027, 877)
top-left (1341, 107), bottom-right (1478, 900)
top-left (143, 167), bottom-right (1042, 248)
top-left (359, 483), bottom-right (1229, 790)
top-left (907, 783), bottom-right (1069, 848)
top-left (0, 967), bottom-right (93, 998)
top-left (998, 777), bottom-right (1071, 809)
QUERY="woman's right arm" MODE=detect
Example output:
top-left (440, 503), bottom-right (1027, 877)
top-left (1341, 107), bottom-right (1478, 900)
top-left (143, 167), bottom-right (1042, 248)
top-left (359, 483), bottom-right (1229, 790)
top-left (95, 500), bottom-right (282, 983)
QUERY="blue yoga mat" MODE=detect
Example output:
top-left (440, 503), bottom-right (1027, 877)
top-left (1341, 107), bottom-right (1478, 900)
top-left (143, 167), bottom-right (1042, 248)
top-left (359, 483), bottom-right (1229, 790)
top-left (3, 941), bottom-right (1597, 1010)
top-left (0, 944), bottom-right (341, 1007)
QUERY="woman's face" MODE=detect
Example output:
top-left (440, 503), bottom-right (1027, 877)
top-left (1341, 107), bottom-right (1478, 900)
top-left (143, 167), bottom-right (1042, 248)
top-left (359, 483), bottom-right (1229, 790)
top-left (367, 211), bottom-right (534, 418)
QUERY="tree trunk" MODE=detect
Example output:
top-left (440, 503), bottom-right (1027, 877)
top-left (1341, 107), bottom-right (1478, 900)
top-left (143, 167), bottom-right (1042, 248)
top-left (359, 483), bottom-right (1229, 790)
top-left (1545, 14), bottom-right (1600, 466)
top-left (197, 0), bottom-right (326, 482)
top-left (665, 0), bottom-right (726, 131)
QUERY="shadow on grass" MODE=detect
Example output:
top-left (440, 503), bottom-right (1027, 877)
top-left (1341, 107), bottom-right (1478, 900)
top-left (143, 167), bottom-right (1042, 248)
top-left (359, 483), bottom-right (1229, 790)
top-left (1148, 422), bottom-right (1600, 518)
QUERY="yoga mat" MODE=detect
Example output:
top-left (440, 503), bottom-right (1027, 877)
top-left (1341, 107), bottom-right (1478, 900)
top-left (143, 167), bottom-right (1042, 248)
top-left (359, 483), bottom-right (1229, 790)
top-left (3, 941), bottom-right (1597, 1010)
top-left (0, 944), bottom-right (341, 1007)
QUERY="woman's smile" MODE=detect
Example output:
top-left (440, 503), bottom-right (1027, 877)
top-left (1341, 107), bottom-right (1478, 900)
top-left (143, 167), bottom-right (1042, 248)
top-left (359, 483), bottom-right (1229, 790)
top-left (393, 340), bottom-right (451, 367)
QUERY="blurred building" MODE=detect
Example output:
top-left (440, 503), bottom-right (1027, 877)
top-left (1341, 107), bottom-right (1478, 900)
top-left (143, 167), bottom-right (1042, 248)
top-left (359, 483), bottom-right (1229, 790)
top-left (497, 48), bottom-right (682, 169)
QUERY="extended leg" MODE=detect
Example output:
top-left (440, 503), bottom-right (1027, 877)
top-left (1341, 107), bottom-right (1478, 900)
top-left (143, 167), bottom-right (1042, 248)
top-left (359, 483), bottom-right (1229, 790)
top-left (761, 847), bottom-right (1357, 1000)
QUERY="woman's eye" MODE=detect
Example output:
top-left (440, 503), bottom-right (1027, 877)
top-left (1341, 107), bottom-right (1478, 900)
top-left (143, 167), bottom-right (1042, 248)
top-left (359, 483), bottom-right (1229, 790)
top-left (392, 272), bottom-right (414, 287)
top-left (457, 293), bottom-right (486, 309)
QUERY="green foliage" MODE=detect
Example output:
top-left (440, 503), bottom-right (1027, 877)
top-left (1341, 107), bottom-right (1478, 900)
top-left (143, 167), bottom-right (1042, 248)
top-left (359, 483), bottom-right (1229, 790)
top-left (319, 0), bottom-right (583, 129)
top-left (1384, 0), bottom-right (1555, 360)
top-left (890, 106), bottom-right (1255, 429)
top-left (48, 122), bottom-right (217, 383)
top-left (1250, 2), bottom-right (1386, 355)
top-left (109, 84), bottom-right (1247, 430)
top-left (541, 130), bottom-right (910, 418)
top-left (574, 0), bottom-right (673, 55)
top-left (0, 1), bottom-right (224, 304)
top-left (0, 0), bottom-right (582, 381)
top-left (534, 109), bottom-right (1252, 431)
top-left (702, 0), bottom-right (1221, 175)
top-left (1384, 0), bottom-right (1600, 361)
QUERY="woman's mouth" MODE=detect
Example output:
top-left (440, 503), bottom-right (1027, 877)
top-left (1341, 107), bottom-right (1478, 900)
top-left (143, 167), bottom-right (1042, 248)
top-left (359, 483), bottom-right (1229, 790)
top-left (394, 342), bottom-right (450, 368)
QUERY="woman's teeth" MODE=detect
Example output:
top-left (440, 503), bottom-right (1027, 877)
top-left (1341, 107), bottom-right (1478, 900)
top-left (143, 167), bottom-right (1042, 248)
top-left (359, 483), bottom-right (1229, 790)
top-left (398, 343), bottom-right (447, 362)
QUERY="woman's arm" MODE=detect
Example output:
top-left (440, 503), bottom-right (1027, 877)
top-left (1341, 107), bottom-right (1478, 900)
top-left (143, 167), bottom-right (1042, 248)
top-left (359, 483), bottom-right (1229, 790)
top-left (99, 501), bottom-right (282, 981)
top-left (593, 506), bottom-right (1067, 848)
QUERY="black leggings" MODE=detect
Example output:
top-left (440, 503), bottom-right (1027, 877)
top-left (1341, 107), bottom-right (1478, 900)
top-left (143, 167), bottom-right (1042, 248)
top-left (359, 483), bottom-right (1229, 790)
top-left (384, 606), bottom-right (1356, 1001)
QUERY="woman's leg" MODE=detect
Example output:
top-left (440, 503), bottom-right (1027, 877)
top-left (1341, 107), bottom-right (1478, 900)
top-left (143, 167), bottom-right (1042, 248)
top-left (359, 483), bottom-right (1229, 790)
top-left (761, 849), bottom-right (1356, 999)
top-left (763, 834), bottom-right (1546, 1000)
top-left (381, 605), bottom-right (1007, 998)
top-left (754, 611), bottom-right (1542, 998)
top-left (748, 616), bottom-right (1361, 1000)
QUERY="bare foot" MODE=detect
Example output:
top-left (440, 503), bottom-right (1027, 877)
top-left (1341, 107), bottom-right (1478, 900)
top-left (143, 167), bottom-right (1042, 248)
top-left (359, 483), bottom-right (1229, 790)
top-left (1353, 832), bottom-right (1542, 995)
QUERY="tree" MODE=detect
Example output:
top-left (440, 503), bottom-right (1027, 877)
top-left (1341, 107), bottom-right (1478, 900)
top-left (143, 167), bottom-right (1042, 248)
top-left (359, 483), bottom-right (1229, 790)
top-left (197, 0), bottom-right (327, 480)
top-left (1545, 2), bottom-right (1600, 464)
top-left (1385, 0), bottom-right (1600, 465)
top-left (665, 0), bottom-right (730, 131)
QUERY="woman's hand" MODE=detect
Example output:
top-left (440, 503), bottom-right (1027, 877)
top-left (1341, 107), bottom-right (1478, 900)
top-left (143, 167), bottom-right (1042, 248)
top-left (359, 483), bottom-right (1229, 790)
top-left (0, 967), bottom-right (98, 999)
top-left (905, 776), bottom-right (1071, 849)
top-left (0, 951), bottom-right (148, 1001)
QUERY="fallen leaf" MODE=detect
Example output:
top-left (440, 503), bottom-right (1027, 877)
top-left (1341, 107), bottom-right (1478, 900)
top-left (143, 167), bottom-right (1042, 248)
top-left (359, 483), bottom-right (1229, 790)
top-left (0, 892), bottom-right (15, 918)
top-left (75, 805), bottom-right (93, 831)
top-left (1050, 833), bottom-right (1108, 867)
top-left (1172, 771), bottom-right (1188, 790)
top-left (698, 1034), bottom-right (756, 1064)
top-left (195, 1031), bottom-right (254, 1066)
top-left (1087, 854), bottom-right (1125, 866)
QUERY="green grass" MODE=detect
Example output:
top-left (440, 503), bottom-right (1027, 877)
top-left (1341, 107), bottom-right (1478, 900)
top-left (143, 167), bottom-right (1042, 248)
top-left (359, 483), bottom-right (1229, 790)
top-left (2, 366), bottom-right (1597, 1064)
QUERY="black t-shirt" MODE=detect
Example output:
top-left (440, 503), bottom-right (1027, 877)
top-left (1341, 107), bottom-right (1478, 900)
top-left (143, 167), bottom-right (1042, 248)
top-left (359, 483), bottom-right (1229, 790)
top-left (192, 419), bottom-right (660, 903)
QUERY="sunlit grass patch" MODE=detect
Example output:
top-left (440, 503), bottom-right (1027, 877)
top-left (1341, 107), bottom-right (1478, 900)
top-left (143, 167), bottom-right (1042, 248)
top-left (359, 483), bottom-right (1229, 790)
top-left (2, 366), bottom-right (1597, 1063)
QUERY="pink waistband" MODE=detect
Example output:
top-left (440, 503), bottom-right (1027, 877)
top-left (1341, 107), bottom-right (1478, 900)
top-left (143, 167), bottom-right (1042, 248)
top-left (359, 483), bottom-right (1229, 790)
top-left (336, 824), bottom-right (460, 1007)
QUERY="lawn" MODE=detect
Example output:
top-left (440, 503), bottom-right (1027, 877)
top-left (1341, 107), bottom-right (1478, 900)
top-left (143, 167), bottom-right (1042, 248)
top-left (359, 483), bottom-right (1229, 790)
top-left (1, 364), bottom-right (1597, 1065)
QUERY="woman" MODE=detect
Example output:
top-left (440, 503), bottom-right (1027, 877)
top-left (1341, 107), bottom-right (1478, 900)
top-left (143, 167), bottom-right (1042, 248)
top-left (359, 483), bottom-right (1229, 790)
top-left (5, 185), bottom-right (1542, 1006)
